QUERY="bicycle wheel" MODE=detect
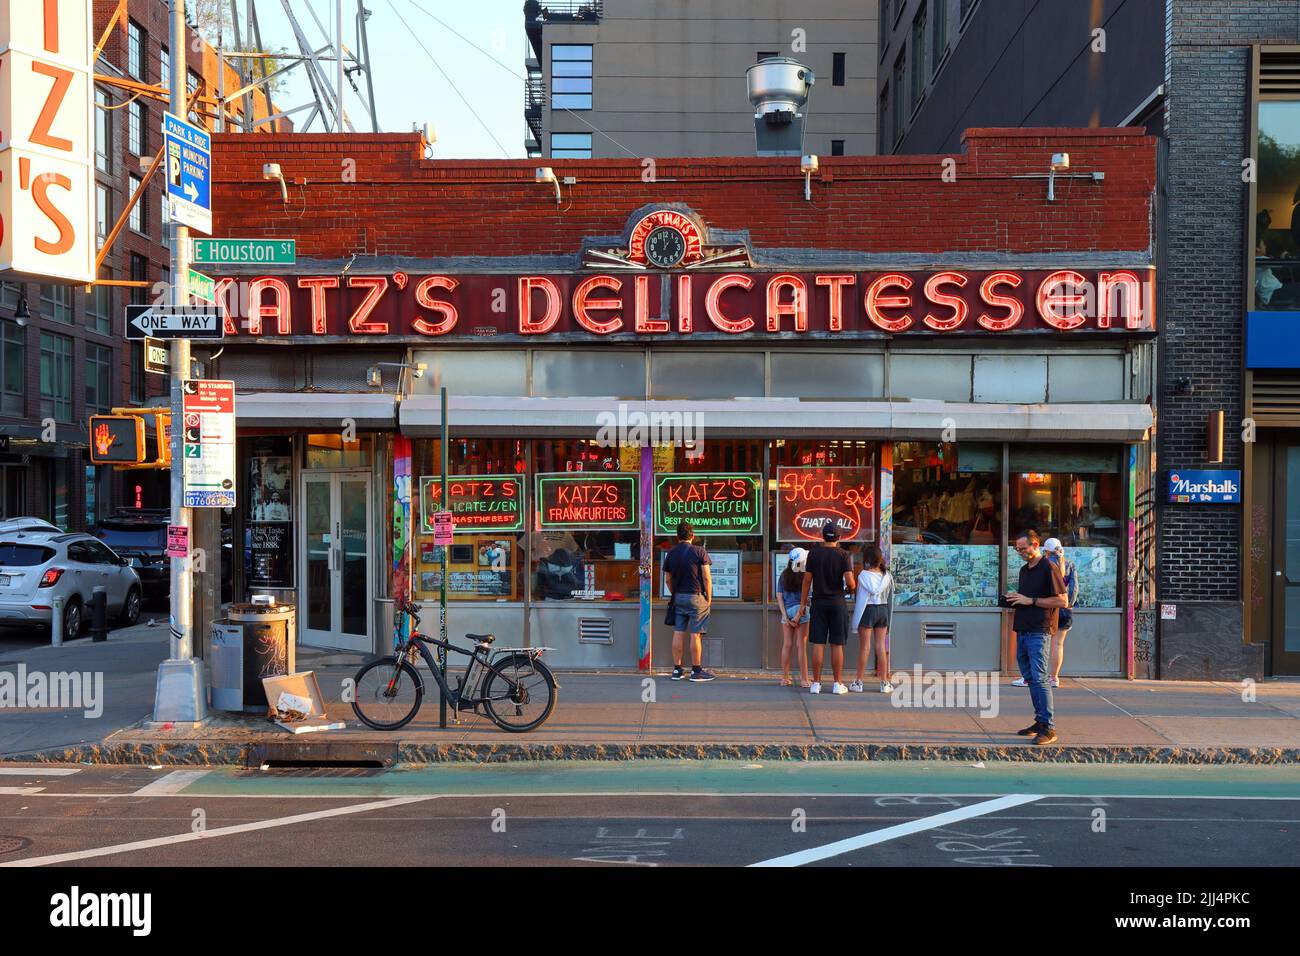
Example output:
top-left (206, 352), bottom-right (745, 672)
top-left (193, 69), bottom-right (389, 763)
top-left (351, 656), bottom-right (423, 731)
top-left (481, 654), bottom-right (557, 733)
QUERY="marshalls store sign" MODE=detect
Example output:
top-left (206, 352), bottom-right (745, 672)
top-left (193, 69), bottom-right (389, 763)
top-left (0, 0), bottom-right (95, 284)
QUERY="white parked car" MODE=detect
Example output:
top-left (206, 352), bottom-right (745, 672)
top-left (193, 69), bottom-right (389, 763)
top-left (0, 528), bottom-right (143, 641)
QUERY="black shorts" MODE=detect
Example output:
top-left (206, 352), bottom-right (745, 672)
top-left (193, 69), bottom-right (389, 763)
top-left (808, 599), bottom-right (849, 646)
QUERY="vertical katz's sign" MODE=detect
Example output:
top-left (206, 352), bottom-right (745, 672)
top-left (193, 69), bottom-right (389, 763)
top-left (536, 473), bottom-right (638, 530)
top-left (0, 1), bottom-right (95, 283)
top-left (776, 466), bottom-right (875, 542)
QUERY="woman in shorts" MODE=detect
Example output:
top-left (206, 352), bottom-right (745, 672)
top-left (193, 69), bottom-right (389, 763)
top-left (778, 547), bottom-right (810, 687)
top-left (851, 543), bottom-right (894, 693)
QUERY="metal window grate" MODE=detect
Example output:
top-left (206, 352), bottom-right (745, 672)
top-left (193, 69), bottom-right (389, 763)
top-left (578, 617), bottom-right (613, 645)
top-left (1261, 51), bottom-right (1300, 97)
top-left (921, 621), bottom-right (957, 646)
top-left (1250, 373), bottom-right (1300, 426)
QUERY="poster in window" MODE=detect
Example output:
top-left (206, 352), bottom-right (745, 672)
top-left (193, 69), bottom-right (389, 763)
top-left (247, 522), bottom-right (291, 588)
top-left (249, 456), bottom-right (291, 522)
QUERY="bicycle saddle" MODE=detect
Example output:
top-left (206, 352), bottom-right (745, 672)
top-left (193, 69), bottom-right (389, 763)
top-left (467, 633), bottom-right (496, 645)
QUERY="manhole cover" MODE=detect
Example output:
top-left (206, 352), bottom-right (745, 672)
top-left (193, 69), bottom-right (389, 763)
top-left (0, 835), bottom-right (32, 855)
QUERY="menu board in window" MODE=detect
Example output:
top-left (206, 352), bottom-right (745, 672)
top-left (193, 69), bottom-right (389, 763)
top-left (653, 474), bottom-right (762, 536)
top-left (776, 466), bottom-right (875, 542)
top-left (536, 472), bottom-right (638, 530)
top-left (418, 474), bottom-right (525, 533)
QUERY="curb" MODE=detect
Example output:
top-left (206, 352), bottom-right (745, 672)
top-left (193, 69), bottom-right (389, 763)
top-left (4, 740), bottom-right (1299, 767)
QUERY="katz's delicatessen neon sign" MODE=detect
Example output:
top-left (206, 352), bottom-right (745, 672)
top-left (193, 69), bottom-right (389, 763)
top-left (209, 266), bottom-right (1155, 342)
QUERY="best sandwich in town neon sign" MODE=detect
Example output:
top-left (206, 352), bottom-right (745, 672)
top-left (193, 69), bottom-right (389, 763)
top-left (210, 268), bottom-right (1155, 340)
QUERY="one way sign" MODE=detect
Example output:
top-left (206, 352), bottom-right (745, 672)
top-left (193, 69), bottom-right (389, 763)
top-left (125, 304), bottom-right (224, 341)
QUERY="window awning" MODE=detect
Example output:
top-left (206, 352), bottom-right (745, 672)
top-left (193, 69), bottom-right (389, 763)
top-left (397, 397), bottom-right (1153, 442)
top-left (235, 392), bottom-right (396, 429)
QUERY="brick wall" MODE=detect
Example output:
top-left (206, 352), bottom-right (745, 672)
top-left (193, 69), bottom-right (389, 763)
top-left (211, 128), bottom-right (1156, 258)
top-left (1158, 1), bottom-right (1300, 603)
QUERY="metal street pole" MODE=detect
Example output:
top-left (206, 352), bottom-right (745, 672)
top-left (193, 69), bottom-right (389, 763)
top-left (152, 0), bottom-right (206, 723)
top-left (439, 385), bottom-right (448, 728)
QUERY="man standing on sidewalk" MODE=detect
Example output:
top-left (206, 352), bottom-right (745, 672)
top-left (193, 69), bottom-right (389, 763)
top-left (664, 521), bottom-right (715, 682)
top-left (800, 521), bottom-right (856, 695)
top-left (1005, 529), bottom-right (1069, 745)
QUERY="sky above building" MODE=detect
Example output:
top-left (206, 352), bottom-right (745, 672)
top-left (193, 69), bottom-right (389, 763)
top-left (248, 0), bottom-right (528, 157)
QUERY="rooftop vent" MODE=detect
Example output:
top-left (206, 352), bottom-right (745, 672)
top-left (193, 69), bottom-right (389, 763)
top-left (747, 56), bottom-right (815, 156)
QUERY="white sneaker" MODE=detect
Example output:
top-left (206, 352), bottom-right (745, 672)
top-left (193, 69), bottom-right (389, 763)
top-left (1011, 677), bottom-right (1028, 687)
top-left (831, 682), bottom-right (849, 695)
top-left (879, 681), bottom-right (894, 694)
top-left (809, 682), bottom-right (821, 694)
top-left (848, 680), bottom-right (865, 692)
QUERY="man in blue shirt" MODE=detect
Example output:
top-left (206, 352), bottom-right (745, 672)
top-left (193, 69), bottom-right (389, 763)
top-left (663, 521), bottom-right (715, 682)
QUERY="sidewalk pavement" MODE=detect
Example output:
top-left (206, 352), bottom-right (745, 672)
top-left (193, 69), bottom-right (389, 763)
top-left (5, 642), bottom-right (1299, 765)
top-left (0, 617), bottom-right (170, 756)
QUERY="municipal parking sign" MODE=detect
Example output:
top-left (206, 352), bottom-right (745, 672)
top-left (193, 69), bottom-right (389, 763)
top-left (163, 112), bottom-right (211, 234)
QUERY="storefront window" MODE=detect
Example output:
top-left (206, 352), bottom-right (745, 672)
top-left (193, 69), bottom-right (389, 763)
top-left (890, 442), bottom-right (1001, 606)
top-left (1255, 100), bottom-right (1300, 310)
top-left (653, 439), bottom-right (764, 603)
top-left (532, 440), bottom-right (639, 602)
top-left (768, 440), bottom-right (876, 598)
top-left (1005, 448), bottom-right (1122, 608)
top-left (413, 439), bottom-right (528, 602)
top-left (304, 434), bottom-right (373, 469)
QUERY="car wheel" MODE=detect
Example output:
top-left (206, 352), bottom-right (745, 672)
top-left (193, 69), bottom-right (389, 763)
top-left (118, 587), bottom-right (141, 627)
top-left (63, 597), bottom-right (83, 641)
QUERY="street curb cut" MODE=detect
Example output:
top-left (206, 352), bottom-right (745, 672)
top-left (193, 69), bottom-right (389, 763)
top-left (3, 741), bottom-right (1299, 767)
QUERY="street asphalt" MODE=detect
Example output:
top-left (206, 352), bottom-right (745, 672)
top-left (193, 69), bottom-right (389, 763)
top-left (0, 760), bottom-right (1295, 868)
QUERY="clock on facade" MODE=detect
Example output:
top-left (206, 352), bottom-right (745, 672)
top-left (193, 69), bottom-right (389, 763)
top-left (644, 225), bottom-right (688, 268)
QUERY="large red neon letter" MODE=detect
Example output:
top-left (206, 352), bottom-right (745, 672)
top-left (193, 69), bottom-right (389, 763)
top-left (864, 273), bottom-right (913, 332)
top-left (518, 276), bottom-right (561, 334)
top-left (573, 274), bottom-right (624, 335)
top-left (633, 274), bottom-right (666, 333)
top-left (248, 277), bottom-right (291, 335)
top-left (413, 275), bottom-right (458, 336)
top-left (298, 276), bottom-right (338, 334)
top-left (766, 274), bottom-right (807, 332)
top-left (977, 272), bottom-right (1024, 331)
top-left (676, 274), bottom-right (693, 333)
top-left (215, 278), bottom-right (239, 335)
top-left (1097, 270), bottom-right (1144, 330)
top-left (1036, 270), bottom-right (1089, 330)
top-left (704, 274), bottom-right (754, 333)
top-left (922, 271), bottom-right (969, 331)
top-left (347, 276), bottom-right (389, 334)
top-left (815, 274), bottom-right (854, 332)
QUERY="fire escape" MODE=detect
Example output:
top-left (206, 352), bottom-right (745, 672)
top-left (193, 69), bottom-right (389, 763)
top-left (523, 1), bottom-right (603, 157)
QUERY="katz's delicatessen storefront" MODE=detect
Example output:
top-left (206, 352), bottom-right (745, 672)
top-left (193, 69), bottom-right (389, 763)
top-left (210, 204), bottom-right (1156, 677)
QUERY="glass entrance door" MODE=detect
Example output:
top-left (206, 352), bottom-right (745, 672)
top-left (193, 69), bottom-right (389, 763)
top-left (1275, 444), bottom-right (1300, 675)
top-left (301, 471), bottom-right (372, 650)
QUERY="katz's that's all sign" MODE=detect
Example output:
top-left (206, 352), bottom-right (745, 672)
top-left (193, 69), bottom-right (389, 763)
top-left (207, 266), bottom-right (1156, 342)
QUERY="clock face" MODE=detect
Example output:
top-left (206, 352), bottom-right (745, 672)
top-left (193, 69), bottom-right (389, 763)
top-left (645, 225), bottom-right (687, 268)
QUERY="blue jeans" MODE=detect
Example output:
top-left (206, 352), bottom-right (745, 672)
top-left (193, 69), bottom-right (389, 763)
top-left (1015, 632), bottom-right (1054, 729)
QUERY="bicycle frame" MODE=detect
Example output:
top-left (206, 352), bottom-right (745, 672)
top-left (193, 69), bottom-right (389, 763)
top-left (397, 631), bottom-right (538, 715)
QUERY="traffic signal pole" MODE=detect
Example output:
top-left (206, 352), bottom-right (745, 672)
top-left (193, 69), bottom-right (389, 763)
top-left (151, 0), bottom-right (206, 723)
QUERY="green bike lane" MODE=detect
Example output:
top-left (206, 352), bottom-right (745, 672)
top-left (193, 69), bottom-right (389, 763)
top-left (183, 759), bottom-right (1300, 800)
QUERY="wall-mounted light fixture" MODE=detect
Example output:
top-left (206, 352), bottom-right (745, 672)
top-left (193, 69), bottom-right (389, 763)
top-left (262, 162), bottom-right (288, 203)
top-left (800, 154), bottom-right (818, 202)
top-left (11, 295), bottom-right (30, 328)
top-left (535, 166), bottom-right (561, 204)
top-left (366, 361), bottom-right (427, 390)
top-left (1206, 409), bottom-right (1224, 463)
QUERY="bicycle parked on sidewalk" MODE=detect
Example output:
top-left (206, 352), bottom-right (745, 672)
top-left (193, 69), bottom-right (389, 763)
top-left (350, 600), bottom-right (557, 733)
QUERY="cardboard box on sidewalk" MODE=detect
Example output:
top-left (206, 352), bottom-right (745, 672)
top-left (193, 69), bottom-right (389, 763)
top-left (262, 671), bottom-right (345, 734)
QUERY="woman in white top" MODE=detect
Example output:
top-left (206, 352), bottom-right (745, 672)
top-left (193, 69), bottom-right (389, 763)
top-left (851, 543), bottom-right (894, 693)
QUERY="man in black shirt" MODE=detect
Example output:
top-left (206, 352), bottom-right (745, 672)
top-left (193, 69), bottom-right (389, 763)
top-left (1005, 529), bottom-right (1068, 745)
top-left (800, 521), bottom-right (856, 695)
top-left (663, 521), bottom-right (715, 682)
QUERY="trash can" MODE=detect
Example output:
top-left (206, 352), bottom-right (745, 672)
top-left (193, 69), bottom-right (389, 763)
top-left (210, 601), bottom-right (296, 712)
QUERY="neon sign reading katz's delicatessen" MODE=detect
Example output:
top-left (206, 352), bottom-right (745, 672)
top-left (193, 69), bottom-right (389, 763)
top-left (211, 268), bottom-right (1155, 341)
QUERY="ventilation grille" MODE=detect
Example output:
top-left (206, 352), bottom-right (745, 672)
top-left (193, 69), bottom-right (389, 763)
top-left (1261, 51), bottom-right (1300, 97)
top-left (1251, 373), bottom-right (1300, 425)
top-left (577, 617), bottom-right (613, 645)
top-left (921, 621), bottom-right (957, 646)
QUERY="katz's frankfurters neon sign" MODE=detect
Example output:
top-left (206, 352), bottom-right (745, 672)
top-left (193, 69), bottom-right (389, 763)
top-left (210, 268), bottom-right (1155, 341)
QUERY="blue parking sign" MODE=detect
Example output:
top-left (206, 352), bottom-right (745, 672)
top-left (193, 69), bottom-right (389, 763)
top-left (163, 112), bottom-right (212, 234)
